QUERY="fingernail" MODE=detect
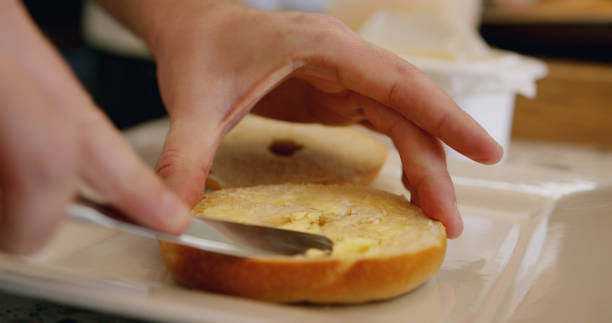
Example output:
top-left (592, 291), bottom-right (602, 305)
top-left (451, 201), bottom-right (463, 239)
top-left (496, 141), bottom-right (505, 158)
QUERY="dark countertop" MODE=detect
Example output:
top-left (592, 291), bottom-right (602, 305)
top-left (0, 290), bottom-right (141, 323)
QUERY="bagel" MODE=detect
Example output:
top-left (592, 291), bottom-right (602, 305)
top-left (159, 184), bottom-right (446, 303)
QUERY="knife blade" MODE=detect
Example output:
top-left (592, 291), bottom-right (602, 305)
top-left (67, 196), bottom-right (333, 258)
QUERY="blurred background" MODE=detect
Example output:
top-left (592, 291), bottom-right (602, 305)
top-left (22, 0), bottom-right (612, 148)
top-left (481, 0), bottom-right (612, 147)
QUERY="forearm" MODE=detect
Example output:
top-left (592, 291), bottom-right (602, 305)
top-left (94, 0), bottom-right (243, 57)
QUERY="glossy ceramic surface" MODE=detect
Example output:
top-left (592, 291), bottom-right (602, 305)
top-left (0, 120), bottom-right (610, 323)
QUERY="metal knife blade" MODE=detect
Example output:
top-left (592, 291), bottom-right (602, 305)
top-left (67, 196), bottom-right (333, 258)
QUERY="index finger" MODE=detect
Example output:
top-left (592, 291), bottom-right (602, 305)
top-left (306, 32), bottom-right (503, 164)
top-left (75, 108), bottom-right (192, 235)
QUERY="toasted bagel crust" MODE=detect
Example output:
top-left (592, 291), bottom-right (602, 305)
top-left (160, 241), bottom-right (445, 303)
top-left (160, 184), bottom-right (446, 303)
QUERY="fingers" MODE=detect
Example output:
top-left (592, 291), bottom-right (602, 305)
top-left (0, 172), bottom-right (75, 254)
top-left (0, 134), bottom-right (74, 253)
top-left (155, 117), bottom-right (221, 207)
top-left (358, 96), bottom-right (463, 238)
top-left (312, 89), bottom-right (366, 125)
top-left (253, 78), bottom-right (365, 125)
top-left (304, 33), bottom-right (503, 164)
top-left (0, 1), bottom-right (190, 254)
top-left (0, 65), bottom-right (77, 253)
top-left (76, 109), bottom-right (191, 235)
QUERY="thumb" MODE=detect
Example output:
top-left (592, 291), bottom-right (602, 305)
top-left (155, 117), bottom-right (222, 207)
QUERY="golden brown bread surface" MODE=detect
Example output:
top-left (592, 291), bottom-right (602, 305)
top-left (159, 184), bottom-right (446, 303)
top-left (206, 115), bottom-right (387, 189)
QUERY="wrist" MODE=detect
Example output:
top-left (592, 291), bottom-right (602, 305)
top-left (151, 2), bottom-right (251, 61)
top-left (96, 0), bottom-right (247, 61)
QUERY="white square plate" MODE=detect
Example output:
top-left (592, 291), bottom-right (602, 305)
top-left (0, 120), bottom-right (609, 323)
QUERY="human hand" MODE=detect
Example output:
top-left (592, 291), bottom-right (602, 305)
top-left (104, 1), bottom-right (503, 238)
top-left (0, 1), bottom-right (190, 253)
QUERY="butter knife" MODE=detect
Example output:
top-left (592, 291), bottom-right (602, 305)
top-left (67, 196), bottom-right (333, 258)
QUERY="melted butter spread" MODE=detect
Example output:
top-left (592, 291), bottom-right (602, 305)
top-left (195, 185), bottom-right (444, 258)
